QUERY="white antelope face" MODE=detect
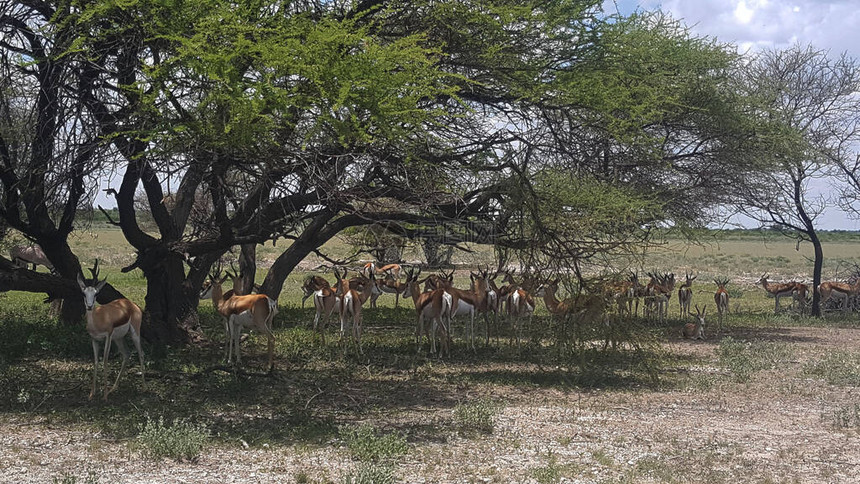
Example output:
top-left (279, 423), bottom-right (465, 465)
top-left (77, 274), bottom-right (106, 310)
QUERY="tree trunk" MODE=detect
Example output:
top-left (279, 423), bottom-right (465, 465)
top-left (810, 231), bottom-right (823, 317)
top-left (422, 239), bottom-right (453, 268)
top-left (238, 243), bottom-right (257, 295)
top-left (136, 247), bottom-right (198, 345)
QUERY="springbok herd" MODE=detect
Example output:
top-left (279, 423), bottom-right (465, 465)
top-left (7, 243), bottom-right (860, 401)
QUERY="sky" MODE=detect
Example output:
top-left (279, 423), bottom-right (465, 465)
top-left (603, 0), bottom-right (860, 230)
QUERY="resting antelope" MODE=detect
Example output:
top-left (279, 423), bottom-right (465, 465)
top-left (681, 305), bottom-right (706, 340)
top-left (713, 278), bottom-right (729, 333)
top-left (677, 271), bottom-right (696, 318)
top-left (77, 273), bottom-right (144, 401)
top-left (405, 267), bottom-right (450, 356)
top-left (757, 274), bottom-right (797, 314)
top-left (333, 267), bottom-right (375, 352)
top-left (10, 244), bottom-right (56, 273)
top-left (204, 270), bottom-right (278, 370)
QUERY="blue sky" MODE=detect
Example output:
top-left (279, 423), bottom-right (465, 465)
top-left (603, 0), bottom-right (860, 230)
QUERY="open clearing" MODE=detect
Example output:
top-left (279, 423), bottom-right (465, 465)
top-left (1, 231), bottom-right (860, 483)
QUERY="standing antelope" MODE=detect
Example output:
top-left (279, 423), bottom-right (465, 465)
top-left (818, 280), bottom-right (858, 313)
top-left (677, 271), bottom-right (696, 318)
top-left (10, 244), bottom-right (56, 273)
top-left (362, 262), bottom-right (402, 281)
top-left (301, 275), bottom-right (330, 308)
top-left (405, 267), bottom-right (451, 356)
top-left (77, 273), bottom-right (144, 401)
top-left (304, 275), bottom-right (341, 343)
top-left (370, 275), bottom-right (409, 308)
top-left (757, 274), bottom-right (796, 314)
top-left (438, 269), bottom-right (490, 351)
top-left (502, 272), bottom-right (535, 348)
top-left (713, 278), bottom-right (729, 333)
top-left (682, 305), bottom-right (706, 340)
top-left (204, 270), bottom-right (278, 370)
top-left (333, 267), bottom-right (375, 352)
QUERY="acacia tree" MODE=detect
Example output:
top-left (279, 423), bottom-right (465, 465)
top-left (1, 1), bottom-right (772, 345)
top-left (736, 45), bottom-right (860, 317)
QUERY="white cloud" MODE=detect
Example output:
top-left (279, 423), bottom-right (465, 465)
top-left (734, 0), bottom-right (755, 24)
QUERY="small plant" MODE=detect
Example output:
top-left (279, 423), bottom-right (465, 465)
top-left (51, 470), bottom-right (99, 484)
top-left (341, 462), bottom-right (395, 484)
top-left (135, 416), bottom-right (209, 461)
top-left (531, 453), bottom-right (561, 484)
top-left (453, 399), bottom-right (500, 434)
top-left (340, 424), bottom-right (408, 462)
top-left (823, 403), bottom-right (860, 430)
top-left (716, 337), bottom-right (793, 383)
top-left (803, 352), bottom-right (860, 386)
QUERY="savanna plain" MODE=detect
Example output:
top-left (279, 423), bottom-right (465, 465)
top-left (2, 228), bottom-right (860, 484)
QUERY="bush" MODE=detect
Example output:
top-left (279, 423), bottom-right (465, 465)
top-left (453, 399), bottom-right (500, 434)
top-left (803, 352), bottom-right (860, 386)
top-left (340, 424), bottom-right (408, 462)
top-left (341, 462), bottom-right (395, 484)
top-left (823, 403), bottom-right (860, 430)
top-left (136, 416), bottom-right (209, 461)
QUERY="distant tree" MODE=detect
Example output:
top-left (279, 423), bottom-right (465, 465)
top-left (736, 45), bottom-right (860, 317)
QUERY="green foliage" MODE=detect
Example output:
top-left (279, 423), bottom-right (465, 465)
top-left (453, 399), bottom-right (501, 434)
top-left (717, 338), bottom-right (794, 383)
top-left (51, 471), bottom-right (100, 484)
top-left (0, 304), bottom-right (87, 362)
top-left (341, 462), bottom-right (395, 484)
top-left (803, 352), bottom-right (860, 386)
top-left (136, 416), bottom-right (210, 461)
top-left (823, 403), bottom-right (860, 431)
top-left (340, 424), bottom-right (408, 462)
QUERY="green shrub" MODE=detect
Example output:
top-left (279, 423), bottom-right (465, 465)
top-left (716, 338), bottom-right (793, 383)
top-left (136, 416), bottom-right (209, 461)
top-left (803, 352), bottom-right (860, 386)
top-left (340, 424), bottom-right (408, 462)
top-left (823, 403), bottom-right (860, 430)
top-left (51, 470), bottom-right (99, 484)
top-left (341, 462), bottom-right (395, 484)
top-left (453, 399), bottom-right (500, 434)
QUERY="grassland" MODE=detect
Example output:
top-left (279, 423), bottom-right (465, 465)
top-left (1, 228), bottom-right (860, 483)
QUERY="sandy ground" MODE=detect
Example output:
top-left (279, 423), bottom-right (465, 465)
top-left (2, 326), bottom-right (860, 484)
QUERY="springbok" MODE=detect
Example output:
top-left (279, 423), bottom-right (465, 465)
top-left (362, 262), bottom-right (402, 281)
top-left (714, 278), bottom-right (729, 333)
top-left (677, 271), bottom-right (696, 318)
top-left (333, 267), bottom-right (375, 352)
top-left (77, 273), bottom-right (144, 401)
top-left (437, 269), bottom-right (490, 351)
top-left (405, 267), bottom-right (450, 356)
top-left (370, 275), bottom-right (409, 308)
top-left (204, 269), bottom-right (278, 370)
top-left (682, 305), bottom-right (706, 340)
top-left (303, 275), bottom-right (341, 343)
top-left (757, 274), bottom-right (796, 314)
top-left (10, 244), bottom-right (55, 273)
top-left (501, 272), bottom-right (535, 348)
top-left (818, 280), bottom-right (858, 313)
top-left (537, 279), bottom-right (609, 347)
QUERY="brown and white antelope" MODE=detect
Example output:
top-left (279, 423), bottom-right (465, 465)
top-left (757, 274), bottom-right (797, 314)
top-left (682, 305), bottom-right (706, 340)
top-left (10, 244), bottom-right (56, 273)
top-left (203, 269), bottom-right (278, 370)
top-left (333, 267), bottom-right (375, 352)
top-left (501, 272), bottom-right (535, 348)
top-left (405, 267), bottom-right (451, 356)
top-left (713, 277), bottom-right (729, 333)
top-left (302, 274), bottom-right (341, 343)
top-left (370, 275), bottom-right (409, 308)
top-left (818, 280), bottom-right (858, 312)
top-left (537, 279), bottom-right (609, 346)
top-left (677, 271), bottom-right (696, 318)
top-left (645, 272), bottom-right (673, 321)
top-left (362, 262), bottom-right (402, 281)
top-left (77, 273), bottom-right (144, 401)
top-left (438, 269), bottom-right (491, 351)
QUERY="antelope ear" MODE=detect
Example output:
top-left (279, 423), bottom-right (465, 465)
top-left (95, 278), bottom-right (107, 292)
top-left (77, 273), bottom-right (87, 291)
